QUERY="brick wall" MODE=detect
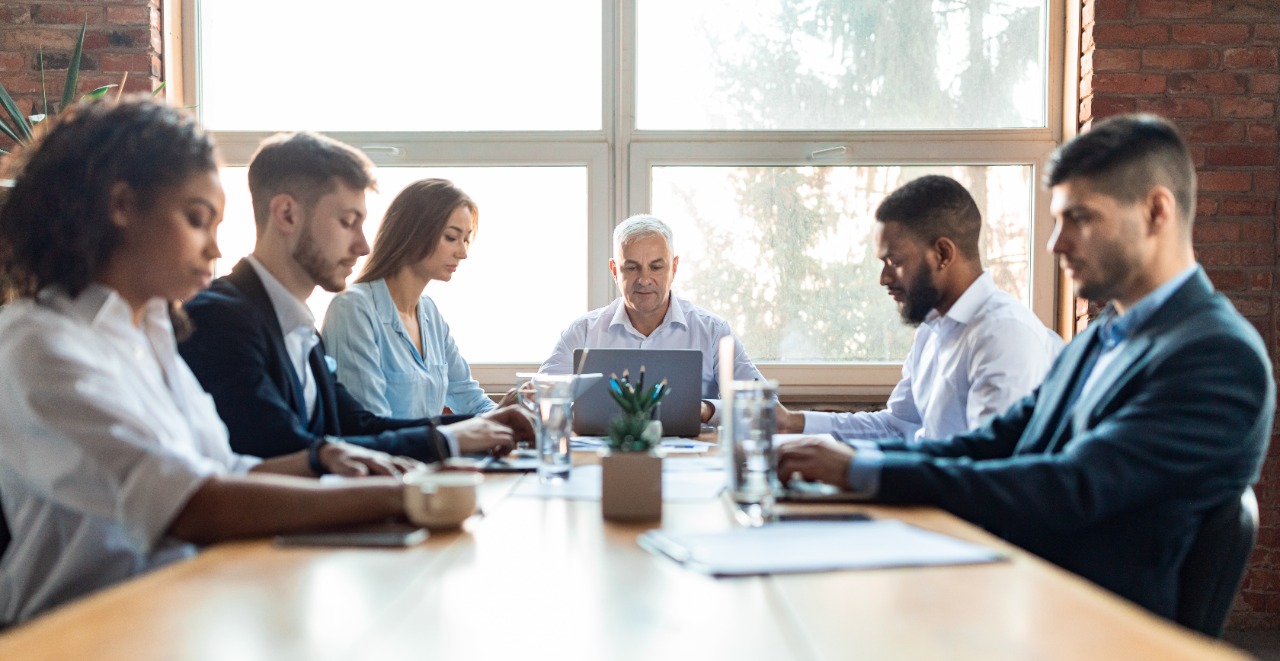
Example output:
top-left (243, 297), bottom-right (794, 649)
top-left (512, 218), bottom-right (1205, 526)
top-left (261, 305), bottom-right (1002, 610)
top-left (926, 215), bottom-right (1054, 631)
top-left (1082, 0), bottom-right (1280, 630)
top-left (0, 0), bottom-right (1277, 632)
top-left (0, 0), bottom-right (161, 152)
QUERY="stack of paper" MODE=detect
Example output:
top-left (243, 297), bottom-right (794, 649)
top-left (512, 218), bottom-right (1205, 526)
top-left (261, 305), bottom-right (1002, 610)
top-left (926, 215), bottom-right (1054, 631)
top-left (638, 520), bottom-right (1005, 575)
top-left (570, 438), bottom-right (716, 454)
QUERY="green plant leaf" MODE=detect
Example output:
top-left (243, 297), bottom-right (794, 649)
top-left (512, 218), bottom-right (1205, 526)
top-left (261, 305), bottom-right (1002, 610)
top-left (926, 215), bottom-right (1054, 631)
top-left (151, 81), bottom-right (166, 98)
top-left (606, 412), bottom-right (656, 452)
top-left (0, 116), bottom-right (21, 145)
top-left (81, 85), bottom-right (116, 101)
top-left (608, 389), bottom-right (636, 415)
top-left (0, 84), bottom-right (31, 141)
top-left (38, 49), bottom-right (48, 117)
top-left (61, 20), bottom-right (87, 112)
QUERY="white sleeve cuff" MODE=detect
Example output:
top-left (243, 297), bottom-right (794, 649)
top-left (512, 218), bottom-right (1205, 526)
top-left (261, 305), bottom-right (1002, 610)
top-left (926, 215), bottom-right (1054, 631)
top-left (802, 411), bottom-right (835, 434)
top-left (703, 399), bottom-right (722, 426)
top-left (437, 427), bottom-right (460, 457)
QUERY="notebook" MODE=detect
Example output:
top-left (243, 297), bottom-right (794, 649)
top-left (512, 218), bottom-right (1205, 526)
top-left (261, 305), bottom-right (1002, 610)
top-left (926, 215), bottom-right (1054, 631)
top-left (571, 348), bottom-right (703, 437)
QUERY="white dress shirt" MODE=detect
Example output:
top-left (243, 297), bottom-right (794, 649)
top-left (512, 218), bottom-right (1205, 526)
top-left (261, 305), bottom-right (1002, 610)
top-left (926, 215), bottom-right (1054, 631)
top-left (804, 272), bottom-right (1064, 442)
top-left (0, 286), bottom-right (258, 625)
top-left (540, 295), bottom-right (765, 423)
top-left (245, 255), bottom-right (320, 419)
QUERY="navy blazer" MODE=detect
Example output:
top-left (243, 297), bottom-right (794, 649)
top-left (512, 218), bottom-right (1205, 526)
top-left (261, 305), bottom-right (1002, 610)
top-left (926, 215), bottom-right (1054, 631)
top-left (873, 268), bottom-right (1273, 618)
top-left (179, 260), bottom-right (466, 463)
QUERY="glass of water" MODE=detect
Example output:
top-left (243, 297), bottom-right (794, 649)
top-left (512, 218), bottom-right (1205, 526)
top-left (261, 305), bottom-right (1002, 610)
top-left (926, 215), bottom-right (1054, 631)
top-left (724, 379), bottom-right (780, 526)
top-left (533, 373), bottom-right (577, 483)
top-left (514, 372), bottom-right (539, 451)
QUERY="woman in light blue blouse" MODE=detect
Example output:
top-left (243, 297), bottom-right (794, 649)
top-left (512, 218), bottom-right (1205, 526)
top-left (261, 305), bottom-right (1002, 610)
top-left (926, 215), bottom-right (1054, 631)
top-left (323, 179), bottom-right (500, 418)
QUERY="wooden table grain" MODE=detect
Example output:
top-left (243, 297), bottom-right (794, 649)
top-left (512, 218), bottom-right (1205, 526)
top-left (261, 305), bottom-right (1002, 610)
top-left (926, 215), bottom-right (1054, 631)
top-left (0, 464), bottom-right (1249, 661)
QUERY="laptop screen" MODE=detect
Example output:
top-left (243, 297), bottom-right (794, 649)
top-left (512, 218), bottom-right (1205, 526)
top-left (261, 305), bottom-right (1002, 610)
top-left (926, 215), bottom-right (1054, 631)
top-left (571, 348), bottom-right (703, 437)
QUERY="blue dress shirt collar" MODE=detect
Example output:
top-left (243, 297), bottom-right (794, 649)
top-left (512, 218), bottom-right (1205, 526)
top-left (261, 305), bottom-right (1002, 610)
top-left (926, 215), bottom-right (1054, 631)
top-left (1097, 264), bottom-right (1199, 350)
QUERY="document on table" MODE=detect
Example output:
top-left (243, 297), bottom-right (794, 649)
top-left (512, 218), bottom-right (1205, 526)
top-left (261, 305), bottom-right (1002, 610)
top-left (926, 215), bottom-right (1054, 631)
top-left (511, 464), bottom-right (725, 501)
top-left (570, 436), bottom-right (608, 449)
top-left (570, 437), bottom-right (716, 454)
top-left (638, 520), bottom-right (1006, 576)
top-left (659, 439), bottom-right (716, 454)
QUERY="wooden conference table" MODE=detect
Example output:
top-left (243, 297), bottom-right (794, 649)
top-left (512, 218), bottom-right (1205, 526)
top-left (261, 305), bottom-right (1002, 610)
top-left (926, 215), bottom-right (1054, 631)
top-left (0, 452), bottom-right (1248, 660)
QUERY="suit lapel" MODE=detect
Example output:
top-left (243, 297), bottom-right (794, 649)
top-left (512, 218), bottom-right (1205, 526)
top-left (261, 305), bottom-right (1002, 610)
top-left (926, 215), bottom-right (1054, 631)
top-left (1028, 268), bottom-right (1216, 454)
top-left (1014, 323), bottom-right (1103, 454)
top-left (310, 338), bottom-right (341, 434)
top-left (1068, 334), bottom-right (1154, 434)
top-left (1065, 270), bottom-right (1216, 440)
top-left (225, 260), bottom-right (310, 420)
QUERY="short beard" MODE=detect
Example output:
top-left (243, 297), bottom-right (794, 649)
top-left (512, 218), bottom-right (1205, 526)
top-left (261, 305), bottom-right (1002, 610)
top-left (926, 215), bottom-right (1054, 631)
top-left (292, 222), bottom-right (346, 293)
top-left (899, 264), bottom-right (942, 326)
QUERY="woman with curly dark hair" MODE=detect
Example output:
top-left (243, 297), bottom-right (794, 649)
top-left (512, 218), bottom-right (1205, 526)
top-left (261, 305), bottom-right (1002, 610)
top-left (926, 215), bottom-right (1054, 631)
top-left (0, 97), bottom-right (425, 626)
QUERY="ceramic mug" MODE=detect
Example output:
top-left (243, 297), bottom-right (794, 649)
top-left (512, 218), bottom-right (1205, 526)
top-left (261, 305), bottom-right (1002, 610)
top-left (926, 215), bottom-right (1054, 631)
top-left (403, 471), bottom-right (482, 529)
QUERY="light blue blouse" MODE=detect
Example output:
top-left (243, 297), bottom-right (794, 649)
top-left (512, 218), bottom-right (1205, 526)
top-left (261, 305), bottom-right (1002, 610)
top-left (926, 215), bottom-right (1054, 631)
top-left (322, 279), bottom-right (496, 418)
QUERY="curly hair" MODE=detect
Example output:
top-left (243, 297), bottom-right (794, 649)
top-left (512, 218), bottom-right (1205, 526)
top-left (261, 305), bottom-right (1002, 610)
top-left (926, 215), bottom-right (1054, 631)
top-left (0, 96), bottom-right (218, 299)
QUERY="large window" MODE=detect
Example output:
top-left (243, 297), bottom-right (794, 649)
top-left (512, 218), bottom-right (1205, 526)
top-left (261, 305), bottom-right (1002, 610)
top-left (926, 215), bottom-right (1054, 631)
top-left (186, 0), bottom-right (1064, 395)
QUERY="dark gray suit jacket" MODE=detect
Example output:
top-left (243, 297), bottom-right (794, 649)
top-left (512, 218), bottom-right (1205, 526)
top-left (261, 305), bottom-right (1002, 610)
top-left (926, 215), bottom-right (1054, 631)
top-left (180, 260), bottom-right (464, 463)
top-left (872, 268), bottom-right (1273, 618)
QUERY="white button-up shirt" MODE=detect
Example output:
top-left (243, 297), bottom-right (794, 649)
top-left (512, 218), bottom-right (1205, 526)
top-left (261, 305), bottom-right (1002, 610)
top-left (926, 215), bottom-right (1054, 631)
top-left (245, 256), bottom-right (320, 419)
top-left (805, 273), bottom-right (1064, 442)
top-left (0, 286), bottom-right (258, 625)
top-left (540, 295), bottom-right (765, 422)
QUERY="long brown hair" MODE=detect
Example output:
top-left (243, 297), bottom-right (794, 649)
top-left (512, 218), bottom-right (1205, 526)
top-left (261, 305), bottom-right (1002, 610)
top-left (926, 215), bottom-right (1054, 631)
top-left (357, 178), bottom-right (478, 284)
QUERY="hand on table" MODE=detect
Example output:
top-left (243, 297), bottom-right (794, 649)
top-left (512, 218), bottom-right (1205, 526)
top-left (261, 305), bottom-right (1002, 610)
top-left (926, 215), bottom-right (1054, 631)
top-left (447, 405), bottom-right (536, 455)
top-left (494, 387), bottom-right (519, 409)
top-left (776, 436), bottom-right (856, 488)
top-left (775, 403), bottom-right (806, 433)
top-left (321, 441), bottom-right (423, 477)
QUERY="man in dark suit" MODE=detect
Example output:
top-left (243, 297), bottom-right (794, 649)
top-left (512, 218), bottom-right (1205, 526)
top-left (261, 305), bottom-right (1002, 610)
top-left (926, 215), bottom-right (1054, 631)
top-left (778, 114), bottom-right (1274, 619)
top-left (181, 132), bottom-right (532, 468)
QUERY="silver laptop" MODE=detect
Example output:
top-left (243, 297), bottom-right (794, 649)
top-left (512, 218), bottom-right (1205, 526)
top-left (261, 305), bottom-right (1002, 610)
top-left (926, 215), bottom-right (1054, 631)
top-left (572, 348), bottom-right (703, 437)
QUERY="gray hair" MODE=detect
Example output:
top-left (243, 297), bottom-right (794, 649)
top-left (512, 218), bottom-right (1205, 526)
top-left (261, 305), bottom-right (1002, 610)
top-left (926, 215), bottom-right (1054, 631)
top-left (613, 214), bottom-right (674, 257)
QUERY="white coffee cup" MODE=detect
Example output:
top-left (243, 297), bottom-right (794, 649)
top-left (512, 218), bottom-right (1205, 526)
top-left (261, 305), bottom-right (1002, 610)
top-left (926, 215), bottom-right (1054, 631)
top-left (403, 471), bottom-right (482, 529)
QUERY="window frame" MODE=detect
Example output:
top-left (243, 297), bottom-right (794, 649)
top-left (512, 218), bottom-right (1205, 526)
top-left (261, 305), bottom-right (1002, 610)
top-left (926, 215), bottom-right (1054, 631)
top-left (176, 0), bottom-right (1073, 399)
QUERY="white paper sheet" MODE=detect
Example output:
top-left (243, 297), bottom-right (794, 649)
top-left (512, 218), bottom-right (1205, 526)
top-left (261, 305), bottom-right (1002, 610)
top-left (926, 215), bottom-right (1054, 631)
top-left (570, 438), bottom-right (715, 453)
top-left (661, 457), bottom-right (724, 473)
top-left (638, 520), bottom-right (1005, 575)
top-left (511, 464), bottom-right (725, 501)
top-left (659, 439), bottom-right (716, 454)
top-left (772, 433), bottom-right (839, 445)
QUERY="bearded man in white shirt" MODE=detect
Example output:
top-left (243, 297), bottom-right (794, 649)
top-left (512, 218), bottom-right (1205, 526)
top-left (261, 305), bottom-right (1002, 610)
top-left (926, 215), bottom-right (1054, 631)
top-left (540, 215), bottom-right (765, 424)
top-left (777, 175), bottom-right (1064, 441)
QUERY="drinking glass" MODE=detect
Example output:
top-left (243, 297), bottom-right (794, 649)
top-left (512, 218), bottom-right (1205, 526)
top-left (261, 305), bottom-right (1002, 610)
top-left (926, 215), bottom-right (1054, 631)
top-left (723, 379), bottom-right (780, 526)
top-left (514, 372), bottom-right (539, 451)
top-left (533, 373), bottom-right (577, 483)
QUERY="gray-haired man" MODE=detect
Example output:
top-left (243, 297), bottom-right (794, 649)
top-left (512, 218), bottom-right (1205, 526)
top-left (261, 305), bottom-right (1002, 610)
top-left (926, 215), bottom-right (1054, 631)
top-left (539, 214), bottom-right (765, 423)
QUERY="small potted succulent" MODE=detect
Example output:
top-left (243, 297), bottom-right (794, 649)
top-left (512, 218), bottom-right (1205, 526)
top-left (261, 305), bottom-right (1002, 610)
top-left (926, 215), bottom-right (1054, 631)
top-left (600, 368), bottom-right (668, 523)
